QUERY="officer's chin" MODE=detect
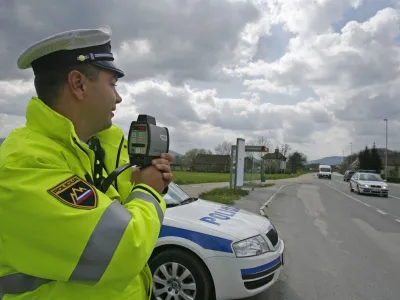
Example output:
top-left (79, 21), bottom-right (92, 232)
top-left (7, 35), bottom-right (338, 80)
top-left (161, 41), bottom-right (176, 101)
top-left (97, 121), bottom-right (113, 134)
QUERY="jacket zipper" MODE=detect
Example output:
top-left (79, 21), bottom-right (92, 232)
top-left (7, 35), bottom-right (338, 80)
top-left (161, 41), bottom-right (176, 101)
top-left (73, 137), bottom-right (94, 184)
top-left (114, 135), bottom-right (125, 192)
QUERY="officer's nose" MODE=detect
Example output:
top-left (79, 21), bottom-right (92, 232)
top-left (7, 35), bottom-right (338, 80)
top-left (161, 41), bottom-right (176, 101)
top-left (115, 90), bottom-right (122, 104)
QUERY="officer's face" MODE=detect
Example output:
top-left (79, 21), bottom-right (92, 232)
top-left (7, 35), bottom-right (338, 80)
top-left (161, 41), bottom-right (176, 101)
top-left (86, 70), bottom-right (122, 132)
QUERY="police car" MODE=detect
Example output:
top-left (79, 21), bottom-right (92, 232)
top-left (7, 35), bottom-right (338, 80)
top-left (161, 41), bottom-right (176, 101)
top-left (349, 170), bottom-right (389, 197)
top-left (149, 182), bottom-right (285, 300)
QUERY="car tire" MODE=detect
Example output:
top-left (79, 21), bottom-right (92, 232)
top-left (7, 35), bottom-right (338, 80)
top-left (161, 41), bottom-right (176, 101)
top-left (350, 184), bottom-right (353, 192)
top-left (383, 195), bottom-right (388, 198)
top-left (357, 186), bottom-right (361, 195)
top-left (149, 248), bottom-right (214, 300)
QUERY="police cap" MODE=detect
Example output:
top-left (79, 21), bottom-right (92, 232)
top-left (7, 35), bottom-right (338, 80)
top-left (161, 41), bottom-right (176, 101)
top-left (17, 26), bottom-right (124, 78)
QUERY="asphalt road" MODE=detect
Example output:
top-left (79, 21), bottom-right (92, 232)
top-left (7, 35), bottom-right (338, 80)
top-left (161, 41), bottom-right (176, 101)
top-left (242, 173), bottom-right (400, 300)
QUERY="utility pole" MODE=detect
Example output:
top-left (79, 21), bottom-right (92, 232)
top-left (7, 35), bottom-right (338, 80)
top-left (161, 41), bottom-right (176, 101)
top-left (384, 118), bottom-right (388, 179)
top-left (350, 142), bottom-right (353, 164)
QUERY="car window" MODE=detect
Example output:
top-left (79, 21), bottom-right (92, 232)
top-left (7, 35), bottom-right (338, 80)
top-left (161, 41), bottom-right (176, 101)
top-left (359, 173), bottom-right (383, 181)
top-left (164, 182), bottom-right (192, 205)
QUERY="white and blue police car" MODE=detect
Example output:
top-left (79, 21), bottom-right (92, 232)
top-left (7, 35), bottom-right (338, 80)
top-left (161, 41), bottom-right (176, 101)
top-left (149, 182), bottom-right (285, 300)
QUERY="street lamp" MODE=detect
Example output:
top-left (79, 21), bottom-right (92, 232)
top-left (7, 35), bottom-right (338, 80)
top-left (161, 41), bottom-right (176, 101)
top-left (384, 118), bottom-right (388, 179)
top-left (350, 142), bottom-right (353, 164)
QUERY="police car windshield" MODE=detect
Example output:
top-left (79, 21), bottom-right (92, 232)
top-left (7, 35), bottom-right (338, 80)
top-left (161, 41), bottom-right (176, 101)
top-left (359, 173), bottom-right (383, 181)
top-left (164, 182), bottom-right (193, 205)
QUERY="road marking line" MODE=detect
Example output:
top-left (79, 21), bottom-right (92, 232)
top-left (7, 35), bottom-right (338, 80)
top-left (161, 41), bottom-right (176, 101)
top-left (377, 209), bottom-right (387, 215)
top-left (260, 184), bottom-right (292, 217)
top-left (389, 195), bottom-right (400, 200)
top-left (319, 180), bottom-right (400, 220)
top-left (336, 180), bottom-right (347, 185)
top-left (396, 219), bottom-right (400, 223)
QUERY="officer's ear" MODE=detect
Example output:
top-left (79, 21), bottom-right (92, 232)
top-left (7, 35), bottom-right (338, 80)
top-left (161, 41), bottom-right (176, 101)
top-left (67, 70), bottom-right (87, 101)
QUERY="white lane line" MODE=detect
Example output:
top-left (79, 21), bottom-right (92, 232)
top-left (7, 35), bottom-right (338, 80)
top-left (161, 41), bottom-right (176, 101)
top-left (260, 184), bottom-right (292, 216)
top-left (377, 209), bottom-right (387, 215)
top-left (396, 219), bottom-right (400, 224)
top-left (389, 195), bottom-right (400, 200)
top-left (319, 180), bottom-right (400, 221)
top-left (336, 180), bottom-right (348, 185)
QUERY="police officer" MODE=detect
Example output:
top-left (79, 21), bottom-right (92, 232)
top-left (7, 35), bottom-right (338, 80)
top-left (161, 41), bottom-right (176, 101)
top-left (0, 26), bottom-right (173, 299)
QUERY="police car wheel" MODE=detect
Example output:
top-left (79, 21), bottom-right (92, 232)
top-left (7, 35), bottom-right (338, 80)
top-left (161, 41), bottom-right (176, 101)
top-left (150, 248), bottom-right (213, 300)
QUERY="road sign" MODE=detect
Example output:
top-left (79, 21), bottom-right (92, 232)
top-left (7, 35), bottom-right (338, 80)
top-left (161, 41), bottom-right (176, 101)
top-left (231, 145), bottom-right (269, 152)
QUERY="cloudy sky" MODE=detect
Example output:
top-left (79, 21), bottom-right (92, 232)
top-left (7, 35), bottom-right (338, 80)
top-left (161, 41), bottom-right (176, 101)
top-left (1, 0), bottom-right (400, 160)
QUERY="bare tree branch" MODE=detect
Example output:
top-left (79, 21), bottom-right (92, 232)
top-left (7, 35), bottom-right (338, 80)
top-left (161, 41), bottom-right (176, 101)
top-left (214, 141), bottom-right (233, 155)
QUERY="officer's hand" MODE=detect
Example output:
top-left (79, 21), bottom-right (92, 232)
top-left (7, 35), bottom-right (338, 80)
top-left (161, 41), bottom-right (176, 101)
top-left (131, 153), bottom-right (174, 194)
top-left (131, 166), bottom-right (165, 194)
top-left (152, 153), bottom-right (174, 185)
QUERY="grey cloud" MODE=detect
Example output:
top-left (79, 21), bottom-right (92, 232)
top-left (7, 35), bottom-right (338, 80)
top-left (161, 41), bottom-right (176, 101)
top-left (123, 88), bottom-right (203, 128)
top-left (0, 0), bottom-right (260, 84)
top-left (334, 87), bottom-right (400, 122)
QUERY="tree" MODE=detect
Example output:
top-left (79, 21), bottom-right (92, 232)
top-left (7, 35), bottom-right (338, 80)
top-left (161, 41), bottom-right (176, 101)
top-left (182, 148), bottom-right (212, 168)
top-left (358, 146), bottom-right (371, 170)
top-left (214, 141), bottom-right (232, 155)
top-left (370, 142), bottom-right (383, 173)
top-left (279, 143), bottom-right (292, 158)
top-left (287, 151), bottom-right (307, 173)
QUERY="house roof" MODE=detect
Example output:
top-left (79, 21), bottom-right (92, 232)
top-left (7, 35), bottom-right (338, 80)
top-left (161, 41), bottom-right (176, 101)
top-left (262, 152), bottom-right (287, 160)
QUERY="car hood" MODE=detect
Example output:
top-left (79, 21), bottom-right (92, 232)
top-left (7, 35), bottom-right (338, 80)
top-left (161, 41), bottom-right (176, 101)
top-left (358, 180), bottom-right (388, 187)
top-left (163, 199), bottom-right (271, 241)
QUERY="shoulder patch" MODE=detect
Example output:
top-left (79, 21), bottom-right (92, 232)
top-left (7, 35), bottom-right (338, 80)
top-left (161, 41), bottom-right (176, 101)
top-left (47, 175), bottom-right (98, 209)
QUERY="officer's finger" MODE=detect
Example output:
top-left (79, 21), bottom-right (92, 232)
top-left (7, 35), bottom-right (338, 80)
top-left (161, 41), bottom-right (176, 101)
top-left (152, 158), bottom-right (170, 166)
top-left (161, 153), bottom-right (174, 162)
top-left (162, 172), bottom-right (173, 181)
top-left (154, 163), bottom-right (171, 173)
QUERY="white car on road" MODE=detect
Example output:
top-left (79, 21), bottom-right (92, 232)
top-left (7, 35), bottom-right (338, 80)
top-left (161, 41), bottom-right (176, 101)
top-left (149, 182), bottom-right (285, 300)
top-left (349, 171), bottom-right (389, 197)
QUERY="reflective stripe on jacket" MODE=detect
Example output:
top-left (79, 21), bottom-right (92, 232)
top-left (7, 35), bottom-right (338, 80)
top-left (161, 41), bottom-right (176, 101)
top-left (0, 97), bottom-right (166, 300)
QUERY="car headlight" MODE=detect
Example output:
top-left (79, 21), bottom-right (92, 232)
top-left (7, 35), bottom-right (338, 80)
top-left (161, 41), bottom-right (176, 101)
top-left (382, 186), bottom-right (388, 189)
top-left (232, 235), bottom-right (270, 257)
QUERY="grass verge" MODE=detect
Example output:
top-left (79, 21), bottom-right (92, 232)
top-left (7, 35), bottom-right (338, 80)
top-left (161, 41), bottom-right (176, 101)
top-left (173, 171), bottom-right (306, 184)
top-left (244, 182), bottom-right (275, 188)
top-left (199, 187), bottom-right (249, 205)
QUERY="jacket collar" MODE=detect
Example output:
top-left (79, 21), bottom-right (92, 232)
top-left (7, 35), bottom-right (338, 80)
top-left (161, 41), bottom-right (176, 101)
top-left (26, 97), bottom-right (125, 148)
top-left (95, 124), bottom-right (125, 147)
top-left (26, 97), bottom-right (81, 146)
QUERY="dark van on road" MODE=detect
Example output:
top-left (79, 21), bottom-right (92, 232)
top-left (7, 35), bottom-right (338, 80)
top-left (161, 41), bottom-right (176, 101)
top-left (343, 170), bottom-right (356, 182)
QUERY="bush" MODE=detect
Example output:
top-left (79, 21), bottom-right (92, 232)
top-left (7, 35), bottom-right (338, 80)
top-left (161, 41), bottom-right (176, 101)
top-left (387, 177), bottom-right (400, 183)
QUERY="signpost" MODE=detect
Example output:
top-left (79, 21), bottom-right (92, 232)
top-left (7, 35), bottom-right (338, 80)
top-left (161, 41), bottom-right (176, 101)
top-left (234, 139), bottom-right (245, 189)
top-left (229, 143), bottom-right (269, 189)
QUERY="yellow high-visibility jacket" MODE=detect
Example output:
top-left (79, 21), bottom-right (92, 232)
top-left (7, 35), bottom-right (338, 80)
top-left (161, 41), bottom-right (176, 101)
top-left (0, 97), bottom-right (166, 299)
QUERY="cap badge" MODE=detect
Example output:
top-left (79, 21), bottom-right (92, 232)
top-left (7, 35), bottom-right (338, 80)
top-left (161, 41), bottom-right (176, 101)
top-left (77, 55), bottom-right (87, 62)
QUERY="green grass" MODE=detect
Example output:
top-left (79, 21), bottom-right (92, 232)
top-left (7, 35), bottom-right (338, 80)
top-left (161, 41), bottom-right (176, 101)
top-left (172, 171), bottom-right (306, 184)
top-left (199, 187), bottom-right (249, 205)
top-left (244, 182), bottom-right (275, 188)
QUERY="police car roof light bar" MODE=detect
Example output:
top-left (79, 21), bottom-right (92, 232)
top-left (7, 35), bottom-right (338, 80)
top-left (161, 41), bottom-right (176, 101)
top-left (358, 170), bottom-right (377, 173)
